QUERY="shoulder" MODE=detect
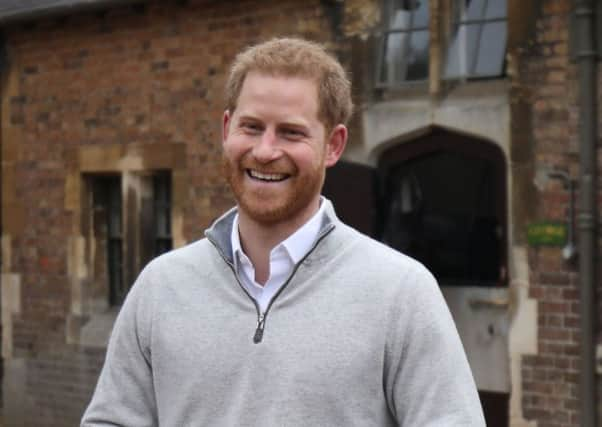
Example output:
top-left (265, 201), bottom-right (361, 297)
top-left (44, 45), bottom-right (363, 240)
top-left (151, 238), bottom-right (213, 263)
top-left (129, 238), bottom-right (217, 292)
top-left (325, 222), bottom-right (453, 342)
top-left (332, 222), bottom-right (435, 285)
top-left (123, 238), bottom-right (226, 314)
top-left (145, 238), bottom-right (219, 273)
top-left (312, 221), bottom-right (441, 315)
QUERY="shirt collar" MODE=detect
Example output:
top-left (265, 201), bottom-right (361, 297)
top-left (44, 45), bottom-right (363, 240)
top-left (231, 197), bottom-right (326, 265)
top-left (231, 213), bottom-right (244, 264)
top-left (279, 199), bottom-right (325, 263)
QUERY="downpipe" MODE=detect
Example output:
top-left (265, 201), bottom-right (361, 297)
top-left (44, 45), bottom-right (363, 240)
top-left (574, 1), bottom-right (599, 426)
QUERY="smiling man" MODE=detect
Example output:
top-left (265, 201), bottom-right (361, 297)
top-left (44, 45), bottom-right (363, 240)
top-left (82, 38), bottom-right (485, 427)
top-left (221, 68), bottom-right (347, 289)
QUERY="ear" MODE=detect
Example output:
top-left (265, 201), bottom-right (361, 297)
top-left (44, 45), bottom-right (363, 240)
top-left (324, 124), bottom-right (348, 167)
top-left (222, 110), bottom-right (231, 145)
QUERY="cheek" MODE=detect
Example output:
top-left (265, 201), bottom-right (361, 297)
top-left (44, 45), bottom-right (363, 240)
top-left (223, 138), bottom-right (247, 161)
top-left (295, 146), bottom-right (326, 169)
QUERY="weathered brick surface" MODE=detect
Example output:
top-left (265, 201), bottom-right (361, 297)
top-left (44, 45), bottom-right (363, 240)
top-left (518, 0), bottom-right (601, 426)
top-left (3, 0), bottom-right (602, 426)
top-left (2, 1), bottom-right (353, 425)
top-left (22, 348), bottom-right (105, 427)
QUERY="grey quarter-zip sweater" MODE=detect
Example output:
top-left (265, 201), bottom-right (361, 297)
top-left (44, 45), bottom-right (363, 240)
top-left (81, 201), bottom-right (485, 427)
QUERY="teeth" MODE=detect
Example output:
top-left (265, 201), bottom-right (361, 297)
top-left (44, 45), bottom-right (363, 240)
top-left (248, 170), bottom-right (287, 182)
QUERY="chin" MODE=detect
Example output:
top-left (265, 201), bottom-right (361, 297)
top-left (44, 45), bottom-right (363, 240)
top-left (223, 155), bottom-right (325, 226)
top-left (238, 199), bottom-right (299, 225)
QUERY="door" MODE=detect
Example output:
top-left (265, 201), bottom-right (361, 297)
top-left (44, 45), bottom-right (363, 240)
top-left (323, 160), bottom-right (378, 237)
top-left (323, 128), bottom-right (510, 426)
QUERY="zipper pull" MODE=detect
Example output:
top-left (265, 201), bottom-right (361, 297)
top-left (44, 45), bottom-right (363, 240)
top-left (253, 314), bottom-right (265, 344)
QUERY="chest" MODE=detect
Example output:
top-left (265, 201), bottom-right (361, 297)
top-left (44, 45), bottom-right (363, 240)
top-left (149, 289), bottom-right (388, 396)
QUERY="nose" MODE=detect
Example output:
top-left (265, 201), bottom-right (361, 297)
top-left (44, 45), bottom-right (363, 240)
top-left (252, 128), bottom-right (281, 163)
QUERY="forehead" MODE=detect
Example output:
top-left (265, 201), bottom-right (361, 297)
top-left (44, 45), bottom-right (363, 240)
top-left (235, 71), bottom-right (320, 119)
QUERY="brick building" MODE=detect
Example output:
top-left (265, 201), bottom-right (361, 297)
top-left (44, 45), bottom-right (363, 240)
top-left (0, 0), bottom-right (599, 426)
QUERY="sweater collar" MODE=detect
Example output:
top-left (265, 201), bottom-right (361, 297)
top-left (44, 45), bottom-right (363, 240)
top-left (205, 198), bottom-right (339, 266)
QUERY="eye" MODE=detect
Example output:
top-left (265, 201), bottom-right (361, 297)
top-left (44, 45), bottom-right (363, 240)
top-left (240, 122), bottom-right (263, 134)
top-left (281, 128), bottom-right (306, 140)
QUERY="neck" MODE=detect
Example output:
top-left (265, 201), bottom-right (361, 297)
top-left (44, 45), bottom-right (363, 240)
top-left (237, 200), bottom-right (320, 284)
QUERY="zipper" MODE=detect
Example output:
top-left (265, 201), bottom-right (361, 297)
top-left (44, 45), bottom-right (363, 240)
top-left (207, 236), bottom-right (263, 337)
top-left (254, 313), bottom-right (265, 343)
top-left (208, 223), bottom-right (335, 344)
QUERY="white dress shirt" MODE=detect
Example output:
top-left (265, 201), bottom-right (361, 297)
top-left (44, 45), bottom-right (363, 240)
top-left (231, 200), bottom-right (325, 313)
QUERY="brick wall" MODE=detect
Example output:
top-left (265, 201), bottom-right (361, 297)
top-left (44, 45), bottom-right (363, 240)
top-left (1, 1), bottom-right (355, 425)
top-left (519, 0), bottom-right (600, 425)
top-left (4, 0), bottom-right (602, 426)
top-left (21, 349), bottom-right (105, 427)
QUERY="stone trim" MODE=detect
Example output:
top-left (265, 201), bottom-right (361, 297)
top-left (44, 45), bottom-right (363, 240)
top-left (65, 142), bottom-right (187, 347)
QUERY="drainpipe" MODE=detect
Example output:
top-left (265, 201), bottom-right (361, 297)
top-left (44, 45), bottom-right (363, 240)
top-left (574, 0), bottom-right (598, 426)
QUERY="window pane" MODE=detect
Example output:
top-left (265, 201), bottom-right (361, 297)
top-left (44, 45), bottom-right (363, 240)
top-left (381, 32), bottom-right (410, 83)
top-left (157, 207), bottom-right (171, 237)
top-left (412, 0), bottom-right (429, 28)
top-left (379, 0), bottom-right (430, 85)
top-left (445, 40), bottom-right (461, 78)
top-left (465, 0), bottom-right (487, 21)
top-left (153, 172), bottom-right (172, 255)
top-left (390, 0), bottom-right (428, 28)
top-left (382, 30), bottom-right (429, 83)
top-left (89, 175), bottom-right (124, 305)
top-left (109, 239), bottom-right (123, 305)
top-left (389, 2), bottom-right (412, 29)
top-left (406, 30), bottom-right (429, 80)
top-left (485, 0), bottom-right (506, 19)
top-left (444, 24), bottom-right (480, 78)
top-left (389, 0), bottom-right (429, 30)
top-left (108, 180), bottom-right (122, 236)
top-left (475, 22), bottom-right (507, 76)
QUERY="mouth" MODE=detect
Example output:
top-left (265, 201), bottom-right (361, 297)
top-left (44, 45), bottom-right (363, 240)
top-left (247, 169), bottom-right (290, 182)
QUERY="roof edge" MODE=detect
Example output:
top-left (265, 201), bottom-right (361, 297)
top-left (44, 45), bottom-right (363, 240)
top-left (0, 0), bottom-right (148, 25)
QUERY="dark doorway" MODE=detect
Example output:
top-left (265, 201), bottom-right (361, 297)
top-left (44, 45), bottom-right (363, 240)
top-left (378, 129), bottom-right (507, 288)
top-left (323, 127), bottom-right (509, 427)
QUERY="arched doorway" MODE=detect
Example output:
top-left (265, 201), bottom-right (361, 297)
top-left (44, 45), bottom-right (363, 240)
top-left (379, 127), bottom-right (509, 426)
top-left (378, 128), bottom-right (507, 288)
top-left (323, 127), bottom-right (510, 426)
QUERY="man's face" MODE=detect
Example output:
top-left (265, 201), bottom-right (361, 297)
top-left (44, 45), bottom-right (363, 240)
top-left (222, 71), bottom-right (345, 227)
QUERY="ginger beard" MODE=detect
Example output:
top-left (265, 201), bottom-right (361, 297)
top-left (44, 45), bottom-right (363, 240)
top-left (221, 149), bottom-right (326, 226)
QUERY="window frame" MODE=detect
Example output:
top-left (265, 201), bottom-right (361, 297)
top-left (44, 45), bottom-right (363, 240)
top-left (152, 171), bottom-right (173, 257)
top-left (376, 0), bottom-right (431, 88)
top-left (105, 176), bottom-right (125, 306)
top-left (86, 170), bottom-right (173, 307)
top-left (67, 143), bottom-right (187, 348)
top-left (374, 0), bottom-right (508, 91)
top-left (443, 0), bottom-right (508, 80)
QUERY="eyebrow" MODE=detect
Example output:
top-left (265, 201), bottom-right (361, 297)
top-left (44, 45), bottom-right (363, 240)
top-left (237, 114), bottom-right (310, 130)
top-left (277, 122), bottom-right (310, 133)
top-left (237, 115), bottom-right (262, 123)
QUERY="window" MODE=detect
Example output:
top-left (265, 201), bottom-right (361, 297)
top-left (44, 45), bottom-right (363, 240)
top-left (87, 171), bottom-right (172, 306)
top-left (377, 0), bottom-right (430, 86)
top-left (376, 0), bottom-right (508, 88)
top-left (90, 176), bottom-right (125, 305)
top-left (153, 172), bottom-right (172, 256)
top-left (67, 143), bottom-right (185, 347)
top-left (444, 0), bottom-right (507, 79)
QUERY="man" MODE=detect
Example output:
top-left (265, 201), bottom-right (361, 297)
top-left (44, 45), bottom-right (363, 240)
top-left (82, 38), bottom-right (485, 426)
